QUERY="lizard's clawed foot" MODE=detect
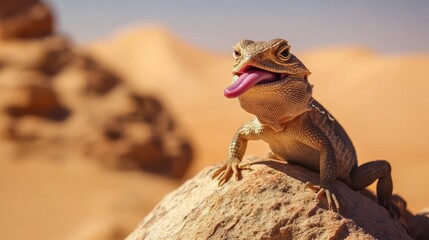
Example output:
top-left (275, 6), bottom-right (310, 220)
top-left (212, 158), bottom-right (251, 186)
top-left (305, 181), bottom-right (340, 213)
top-left (386, 204), bottom-right (400, 219)
top-left (381, 199), bottom-right (401, 219)
top-left (390, 194), bottom-right (406, 219)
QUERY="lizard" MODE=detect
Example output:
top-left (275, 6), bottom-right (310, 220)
top-left (212, 38), bottom-right (398, 217)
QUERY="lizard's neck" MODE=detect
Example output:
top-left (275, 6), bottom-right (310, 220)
top-left (256, 109), bottom-right (309, 132)
top-left (238, 77), bottom-right (313, 132)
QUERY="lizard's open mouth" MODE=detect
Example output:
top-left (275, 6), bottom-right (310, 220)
top-left (224, 66), bottom-right (288, 98)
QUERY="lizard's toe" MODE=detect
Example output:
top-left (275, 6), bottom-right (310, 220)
top-left (382, 200), bottom-right (401, 219)
top-left (212, 164), bottom-right (227, 179)
top-left (212, 159), bottom-right (251, 186)
top-left (305, 181), bottom-right (340, 213)
top-left (217, 164), bottom-right (233, 186)
top-left (305, 181), bottom-right (321, 192)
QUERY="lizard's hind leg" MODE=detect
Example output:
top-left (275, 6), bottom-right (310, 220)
top-left (350, 160), bottom-right (398, 218)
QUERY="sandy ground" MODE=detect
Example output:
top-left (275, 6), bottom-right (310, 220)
top-left (0, 159), bottom-right (178, 240)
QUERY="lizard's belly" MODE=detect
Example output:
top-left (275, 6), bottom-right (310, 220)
top-left (268, 139), bottom-right (321, 172)
top-left (264, 136), bottom-right (353, 182)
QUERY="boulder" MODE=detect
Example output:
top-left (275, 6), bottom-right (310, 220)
top-left (393, 195), bottom-right (429, 240)
top-left (0, 0), bottom-right (54, 40)
top-left (127, 159), bottom-right (412, 240)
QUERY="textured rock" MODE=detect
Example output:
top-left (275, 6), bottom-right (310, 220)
top-left (0, 0), bottom-right (54, 40)
top-left (393, 195), bottom-right (429, 240)
top-left (127, 158), bottom-right (411, 240)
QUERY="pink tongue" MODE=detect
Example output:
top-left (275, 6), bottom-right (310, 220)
top-left (224, 70), bottom-right (277, 98)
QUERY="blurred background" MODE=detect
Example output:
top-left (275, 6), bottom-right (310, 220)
top-left (0, 1), bottom-right (428, 239)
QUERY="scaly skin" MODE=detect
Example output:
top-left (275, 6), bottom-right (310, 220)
top-left (212, 38), bottom-right (398, 217)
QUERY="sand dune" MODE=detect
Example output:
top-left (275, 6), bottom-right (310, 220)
top-left (88, 26), bottom-right (429, 211)
top-left (88, 25), bottom-right (228, 98)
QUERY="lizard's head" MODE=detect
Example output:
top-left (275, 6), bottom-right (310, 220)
top-left (224, 38), bottom-right (311, 98)
top-left (225, 39), bottom-right (314, 131)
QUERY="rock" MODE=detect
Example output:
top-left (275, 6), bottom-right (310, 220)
top-left (0, 33), bottom-right (193, 178)
top-left (0, 0), bottom-right (54, 40)
top-left (72, 55), bottom-right (120, 95)
top-left (5, 82), bottom-right (70, 122)
top-left (0, 35), bottom-right (73, 74)
top-left (0, 0), bottom-right (39, 16)
top-left (406, 210), bottom-right (429, 240)
top-left (392, 195), bottom-right (429, 240)
top-left (126, 158), bottom-right (411, 240)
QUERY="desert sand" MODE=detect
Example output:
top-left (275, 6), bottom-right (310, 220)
top-left (1, 4), bottom-right (428, 239)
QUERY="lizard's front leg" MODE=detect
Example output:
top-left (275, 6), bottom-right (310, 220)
top-left (299, 125), bottom-right (340, 212)
top-left (212, 120), bottom-right (261, 186)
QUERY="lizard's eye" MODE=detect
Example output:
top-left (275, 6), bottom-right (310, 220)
top-left (278, 45), bottom-right (291, 60)
top-left (233, 49), bottom-right (241, 60)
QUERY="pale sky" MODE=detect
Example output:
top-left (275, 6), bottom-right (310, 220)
top-left (47, 0), bottom-right (429, 54)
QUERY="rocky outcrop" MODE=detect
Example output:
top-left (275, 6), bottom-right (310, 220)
top-left (0, 3), bottom-right (196, 239)
top-left (127, 158), bottom-right (411, 240)
top-left (0, 1), bottom-right (193, 179)
top-left (393, 195), bottom-right (429, 240)
top-left (0, 0), bottom-right (54, 40)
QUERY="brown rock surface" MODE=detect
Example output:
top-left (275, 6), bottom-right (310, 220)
top-left (0, 0), bottom-right (54, 40)
top-left (0, 0), bottom-right (39, 16)
top-left (126, 158), bottom-right (411, 240)
top-left (393, 195), bottom-right (429, 240)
